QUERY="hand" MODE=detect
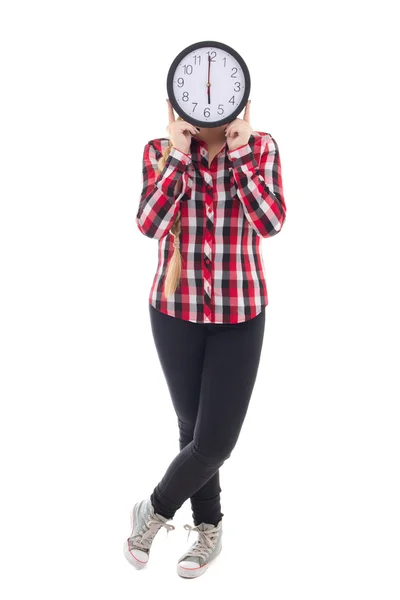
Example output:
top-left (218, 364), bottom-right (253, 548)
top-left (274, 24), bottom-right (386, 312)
top-left (166, 99), bottom-right (199, 155)
top-left (225, 100), bottom-right (253, 151)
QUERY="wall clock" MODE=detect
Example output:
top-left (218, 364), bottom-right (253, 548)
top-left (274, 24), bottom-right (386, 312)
top-left (166, 40), bottom-right (251, 129)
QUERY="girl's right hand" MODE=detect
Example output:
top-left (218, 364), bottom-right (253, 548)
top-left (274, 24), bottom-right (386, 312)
top-left (166, 99), bottom-right (199, 155)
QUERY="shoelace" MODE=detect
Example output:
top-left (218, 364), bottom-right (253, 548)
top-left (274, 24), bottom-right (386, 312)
top-left (183, 523), bottom-right (219, 560)
top-left (131, 515), bottom-right (175, 551)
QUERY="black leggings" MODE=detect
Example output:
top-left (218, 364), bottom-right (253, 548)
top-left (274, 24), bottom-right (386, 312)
top-left (148, 302), bottom-right (266, 526)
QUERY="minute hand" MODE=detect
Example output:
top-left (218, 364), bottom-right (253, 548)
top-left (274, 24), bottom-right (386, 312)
top-left (207, 55), bottom-right (211, 104)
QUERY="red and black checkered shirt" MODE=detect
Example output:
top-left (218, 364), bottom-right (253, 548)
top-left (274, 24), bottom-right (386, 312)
top-left (136, 131), bottom-right (286, 324)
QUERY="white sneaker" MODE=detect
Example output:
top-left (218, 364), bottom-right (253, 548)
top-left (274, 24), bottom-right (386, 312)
top-left (177, 520), bottom-right (223, 578)
top-left (123, 498), bottom-right (175, 569)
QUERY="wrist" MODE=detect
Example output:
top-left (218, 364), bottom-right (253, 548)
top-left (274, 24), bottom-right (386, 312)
top-left (227, 141), bottom-right (250, 152)
top-left (172, 145), bottom-right (191, 157)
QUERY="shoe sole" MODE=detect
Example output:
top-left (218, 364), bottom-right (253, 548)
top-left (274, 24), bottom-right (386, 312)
top-left (177, 545), bottom-right (222, 578)
top-left (123, 504), bottom-right (149, 570)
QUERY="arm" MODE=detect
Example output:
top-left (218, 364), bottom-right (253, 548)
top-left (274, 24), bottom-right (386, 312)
top-left (227, 134), bottom-right (287, 238)
top-left (136, 140), bottom-right (192, 239)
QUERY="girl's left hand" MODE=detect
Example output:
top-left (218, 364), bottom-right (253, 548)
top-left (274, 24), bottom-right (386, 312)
top-left (225, 100), bottom-right (253, 151)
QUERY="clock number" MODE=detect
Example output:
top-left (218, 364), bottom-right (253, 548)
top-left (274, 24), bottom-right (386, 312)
top-left (182, 91), bottom-right (189, 102)
top-left (229, 95), bottom-right (235, 105)
top-left (194, 54), bottom-right (201, 65)
top-left (177, 77), bottom-right (184, 87)
top-left (191, 102), bottom-right (198, 113)
top-left (204, 107), bottom-right (210, 117)
top-left (233, 81), bottom-right (241, 92)
top-left (231, 67), bottom-right (238, 78)
top-left (217, 104), bottom-right (224, 115)
top-left (183, 64), bottom-right (193, 75)
top-left (206, 50), bottom-right (217, 62)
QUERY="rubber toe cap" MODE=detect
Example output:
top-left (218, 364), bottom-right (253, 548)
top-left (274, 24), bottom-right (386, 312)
top-left (130, 548), bottom-right (149, 564)
top-left (179, 559), bottom-right (202, 570)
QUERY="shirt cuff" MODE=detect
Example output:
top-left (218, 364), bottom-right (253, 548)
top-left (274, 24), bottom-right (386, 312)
top-left (228, 143), bottom-right (258, 171)
top-left (166, 146), bottom-right (192, 171)
top-left (156, 146), bottom-right (192, 199)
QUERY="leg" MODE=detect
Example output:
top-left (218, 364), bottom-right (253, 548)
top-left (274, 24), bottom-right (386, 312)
top-left (150, 307), bottom-right (266, 524)
top-left (147, 303), bottom-right (223, 524)
top-left (178, 417), bottom-right (224, 527)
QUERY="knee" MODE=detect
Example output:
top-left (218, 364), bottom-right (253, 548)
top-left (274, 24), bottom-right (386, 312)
top-left (191, 441), bottom-right (232, 469)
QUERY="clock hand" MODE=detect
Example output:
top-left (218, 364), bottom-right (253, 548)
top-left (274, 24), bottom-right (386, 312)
top-left (207, 55), bottom-right (211, 105)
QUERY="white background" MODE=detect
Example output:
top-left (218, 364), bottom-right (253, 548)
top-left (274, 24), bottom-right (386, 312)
top-left (1, 1), bottom-right (399, 598)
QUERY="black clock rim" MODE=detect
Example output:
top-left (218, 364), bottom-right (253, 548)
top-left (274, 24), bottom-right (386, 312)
top-left (166, 40), bottom-right (251, 129)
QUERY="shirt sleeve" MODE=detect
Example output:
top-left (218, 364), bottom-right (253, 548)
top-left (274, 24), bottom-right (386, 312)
top-left (227, 134), bottom-right (287, 238)
top-left (136, 141), bottom-right (192, 239)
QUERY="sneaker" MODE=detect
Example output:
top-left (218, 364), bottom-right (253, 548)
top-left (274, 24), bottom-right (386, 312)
top-left (177, 520), bottom-right (223, 578)
top-left (123, 498), bottom-right (175, 569)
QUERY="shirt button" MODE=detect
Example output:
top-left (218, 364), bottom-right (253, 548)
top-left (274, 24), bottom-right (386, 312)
top-left (205, 258), bottom-right (210, 264)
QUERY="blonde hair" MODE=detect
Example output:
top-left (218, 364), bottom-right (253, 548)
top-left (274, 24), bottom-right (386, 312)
top-left (157, 116), bottom-right (185, 298)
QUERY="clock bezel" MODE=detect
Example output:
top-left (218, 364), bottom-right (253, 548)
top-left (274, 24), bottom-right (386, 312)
top-left (166, 40), bottom-right (251, 129)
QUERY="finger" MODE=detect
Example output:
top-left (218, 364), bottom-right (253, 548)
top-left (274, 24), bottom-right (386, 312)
top-left (167, 99), bottom-right (175, 123)
top-left (225, 121), bottom-right (235, 136)
top-left (242, 100), bottom-right (251, 123)
top-left (226, 123), bottom-right (239, 137)
top-left (180, 121), bottom-right (198, 136)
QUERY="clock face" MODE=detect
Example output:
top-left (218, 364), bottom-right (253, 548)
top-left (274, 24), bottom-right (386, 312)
top-left (167, 40), bottom-right (251, 128)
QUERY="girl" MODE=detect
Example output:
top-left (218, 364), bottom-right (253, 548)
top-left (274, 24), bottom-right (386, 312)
top-left (124, 98), bottom-right (286, 578)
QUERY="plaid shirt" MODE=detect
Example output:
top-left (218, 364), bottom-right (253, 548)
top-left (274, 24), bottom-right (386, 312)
top-left (136, 131), bottom-right (286, 324)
